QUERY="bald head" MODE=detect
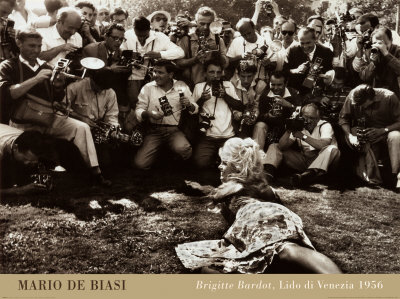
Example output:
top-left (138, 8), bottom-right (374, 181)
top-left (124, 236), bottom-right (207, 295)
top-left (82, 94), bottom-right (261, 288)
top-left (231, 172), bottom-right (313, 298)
top-left (56, 7), bottom-right (82, 40)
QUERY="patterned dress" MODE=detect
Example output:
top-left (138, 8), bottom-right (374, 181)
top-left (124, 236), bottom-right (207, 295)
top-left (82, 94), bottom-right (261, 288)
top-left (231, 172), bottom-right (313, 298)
top-left (175, 185), bottom-right (314, 273)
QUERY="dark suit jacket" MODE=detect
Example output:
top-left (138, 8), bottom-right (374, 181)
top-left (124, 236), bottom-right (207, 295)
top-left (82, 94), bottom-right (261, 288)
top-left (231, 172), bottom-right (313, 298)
top-left (82, 41), bottom-right (121, 66)
top-left (283, 44), bottom-right (333, 95)
top-left (82, 42), bottom-right (129, 107)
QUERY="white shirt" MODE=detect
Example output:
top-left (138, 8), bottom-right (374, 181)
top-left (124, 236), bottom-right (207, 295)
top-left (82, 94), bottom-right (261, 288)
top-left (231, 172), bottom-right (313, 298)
top-left (37, 25), bottom-right (83, 67)
top-left (19, 55), bottom-right (46, 72)
top-left (227, 33), bottom-right (270, 58)
top-left (121, 30), bottom-right (184, 81)
top-left (307, 45), bottom-right (316, 61)
top-left (136, 80), bottom-right (197, 125)
top-left (9, 9), bottom-right (37, 31)
top-left (193, 81), bottom-right (240, 138)
top-left (289, 120), bottom-right (337, 151)
top-left (227, 33), bottom-right (274, 80)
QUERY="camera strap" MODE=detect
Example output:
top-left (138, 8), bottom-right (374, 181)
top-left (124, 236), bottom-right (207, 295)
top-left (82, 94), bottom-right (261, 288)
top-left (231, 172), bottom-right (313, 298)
top-left (17, 60), bottom-right (52, 105)
top-left (203, 82), bottom-right (219, 117)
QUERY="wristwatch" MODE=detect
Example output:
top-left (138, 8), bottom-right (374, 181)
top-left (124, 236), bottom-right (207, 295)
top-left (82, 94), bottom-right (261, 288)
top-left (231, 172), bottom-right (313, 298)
top-left (302, 135), bottom-right (308, 141)
top-left (384, 128), bottom-right (389, 133)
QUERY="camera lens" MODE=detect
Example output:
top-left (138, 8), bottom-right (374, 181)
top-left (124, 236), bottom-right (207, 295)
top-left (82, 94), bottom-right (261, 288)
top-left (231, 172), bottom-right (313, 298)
top-left (371, 48), bottom-right (379, 54)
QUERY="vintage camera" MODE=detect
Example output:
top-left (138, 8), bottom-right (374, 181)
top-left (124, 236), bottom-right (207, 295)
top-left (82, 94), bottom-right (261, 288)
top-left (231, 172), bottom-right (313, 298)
top-left (199, 112), bottom-right (214, 133)
top-left (251, 45), bottom-right (268, 60)
top-left (118, 50), bottom-right (145, 69)
top-left (31, 174), bottom-right (53, 191)
top-left (50, 58), bottom-right (70, 84)
top-left (285, 107), bottom-right (305, 132)
top-left (285, 116), bottom-right (305, 132)
top-left (92, 121), bottom-right (143, 146)
top-left (211, 80), bottom-right (223, 98)
top-left (355, 116), bottom-right (368, 145)
top-left (261, 0), bottom-right (274, 14)
top-left (1, 18), bottom-right (14, 46)
top-left (302, 57), bottom-right (323, 89)
top-left (370, 46), bottom-right (380, 55)
top-left (361, 29), bottom-right (373, 50)
top-left (159, 96), bottom-right (173, 116)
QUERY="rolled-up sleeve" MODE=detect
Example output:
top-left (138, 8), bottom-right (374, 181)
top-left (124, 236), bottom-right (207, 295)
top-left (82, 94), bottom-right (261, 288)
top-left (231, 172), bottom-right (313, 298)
top-left (159, 35), bottom-right (185, 60)
top-left (135, 85), bottom-right (150, 122)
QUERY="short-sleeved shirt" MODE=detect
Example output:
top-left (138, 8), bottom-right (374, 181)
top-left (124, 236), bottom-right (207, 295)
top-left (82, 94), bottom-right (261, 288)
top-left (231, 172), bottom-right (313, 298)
top-left (66, 78), bottom-right (119, 127)
top-left (121, 30), bottom-right (184, 81)
top-left (177, 32), bottom-right (227, 86)
top-left (136, 80), bottom-right (197, 125)
top-left (289, 120), bottom-right (337, 151)
top-left (37, 25), bottom-right (83, 67)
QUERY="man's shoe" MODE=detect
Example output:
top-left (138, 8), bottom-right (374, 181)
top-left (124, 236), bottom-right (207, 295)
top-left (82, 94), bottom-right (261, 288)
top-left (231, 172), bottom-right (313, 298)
top-left (291, 169), bottom-right (321, 188)
top-left (94, 174), bottom-right (112, 187)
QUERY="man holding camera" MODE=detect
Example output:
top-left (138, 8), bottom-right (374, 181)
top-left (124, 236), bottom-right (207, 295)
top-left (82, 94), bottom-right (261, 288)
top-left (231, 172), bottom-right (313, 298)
top-left (192, 59), bottom-right (244, 169)
top-left (37, 7), bottom-right (82, 67)
top-left (264, 103), bottom-right (340, 186)
top-left (353, 28), bottom-right (400, 97)
top-left (134, 60), bottom-right (197, 170)
top-left (284, 27), bottom-right (333, 96)
top-left (253, 71), bottom-right (300, 152)
top-left (82, 23), bottom-right (130, 118)
top-left (227, 18), bottom-right (275, 82)
top-left (176, 6), bottom-right (229, 89)
top-left (121, 16), bottom-right (184, 109)
top-left (338, 84), bottom-right (400, 192)
top-left (0, 0), bottom-right (18, 62)
top-left (0, 27), bottom-right (110, 186)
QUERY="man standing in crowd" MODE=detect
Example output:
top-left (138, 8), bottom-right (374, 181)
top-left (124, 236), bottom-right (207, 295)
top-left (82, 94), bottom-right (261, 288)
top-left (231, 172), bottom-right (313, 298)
top-left (339, 84), bottom-right (400, 192)
top-left (134, 60), bottom-right (197, 170)
top-left (227, 17), bottom-right (274, 81)
top-left (147, 10), bottom-right (170, 34)
top-left (176, 6), bottom-right (228, 89)
top-left (0, 0), bottom-right (18, 62)
top-left (192, 59), bottom-right (244, 169)
top-left (37, 7), bottom-right (82, 67)
top-left (121, 16), bottom-right (184, 109)
top-left (32, 0), bottom-right (67, 29)
top-left (9, 0), bottom-right (37, 30)
top-left (110, 7), bottom-right (128, 28)
top-left (74, 1), bottom-right (97, 46)
top-left (0, 27), bottom-right (110, 186)
top-left (264, 103), bottom-right (340, 186)
top-left (353, 28), bottom-right (400, 97)
top-left (284, 27), bottom-right (333, 95)
top-left (82, 23), bottom-right (130, 117)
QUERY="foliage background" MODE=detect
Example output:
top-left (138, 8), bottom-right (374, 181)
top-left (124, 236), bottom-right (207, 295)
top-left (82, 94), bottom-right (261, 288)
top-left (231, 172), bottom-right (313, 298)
top-left (105, 0), bottom-right (399, 30)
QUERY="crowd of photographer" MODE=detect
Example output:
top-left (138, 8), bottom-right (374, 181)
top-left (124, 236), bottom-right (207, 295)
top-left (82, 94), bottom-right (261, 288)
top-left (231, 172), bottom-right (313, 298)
top-left (0, 0), bottom-right (400, 196)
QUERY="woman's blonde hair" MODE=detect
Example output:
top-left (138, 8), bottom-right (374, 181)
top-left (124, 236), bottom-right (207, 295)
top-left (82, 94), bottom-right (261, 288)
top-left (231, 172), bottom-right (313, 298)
top-left (219, 137), bottom-right (265, 184)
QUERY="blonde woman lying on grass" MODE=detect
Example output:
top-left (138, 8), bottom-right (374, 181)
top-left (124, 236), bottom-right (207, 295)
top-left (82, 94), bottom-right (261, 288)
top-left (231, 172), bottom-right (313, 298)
top-left (176, 137), bottom-right (341, 274)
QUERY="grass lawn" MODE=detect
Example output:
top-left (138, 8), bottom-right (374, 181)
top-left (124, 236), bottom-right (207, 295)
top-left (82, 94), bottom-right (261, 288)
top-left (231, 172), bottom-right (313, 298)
top-left (0, 167), bottom-right (399, 274)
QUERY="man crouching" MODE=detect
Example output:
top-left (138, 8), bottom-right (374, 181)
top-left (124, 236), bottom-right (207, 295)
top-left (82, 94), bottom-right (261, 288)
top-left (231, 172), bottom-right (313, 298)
top-left (134, 59), bottom-right (198, 170)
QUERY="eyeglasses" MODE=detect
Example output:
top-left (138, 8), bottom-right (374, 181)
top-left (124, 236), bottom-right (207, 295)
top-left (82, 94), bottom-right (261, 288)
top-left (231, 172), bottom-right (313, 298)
top-left (154, 17), bottom-right (168, 22)
top-left (99, 12), bottom-right (109, 16)
top-left (281, 31), bottom-right (294, 36)
top-left (109, 36), bottom-right (126, 42)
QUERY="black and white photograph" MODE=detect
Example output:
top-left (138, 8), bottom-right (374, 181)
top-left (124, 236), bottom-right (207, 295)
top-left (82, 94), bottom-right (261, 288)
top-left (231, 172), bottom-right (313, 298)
top-left (0, 0), bottom-right (399, 280)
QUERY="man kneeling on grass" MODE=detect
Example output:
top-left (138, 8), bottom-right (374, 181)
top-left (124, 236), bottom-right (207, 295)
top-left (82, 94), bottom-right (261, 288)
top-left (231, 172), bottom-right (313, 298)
top-left (133, 59), bottom-right (198, 170)
top-left (263, 103), bottom-right (340, 187)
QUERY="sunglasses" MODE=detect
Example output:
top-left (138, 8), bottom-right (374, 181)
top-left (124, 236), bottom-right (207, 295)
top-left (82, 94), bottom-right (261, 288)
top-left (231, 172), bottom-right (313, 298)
top-left (99, 12), bottom-right (109, 16)
top-left (281, 31), bottom-right (294, 36)
top-left (109, 36), bottom-right (126, 42)
top-left (154, 17), bottom-right (168, 22)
